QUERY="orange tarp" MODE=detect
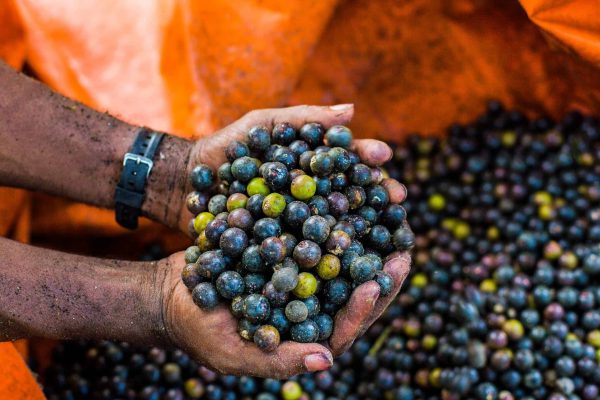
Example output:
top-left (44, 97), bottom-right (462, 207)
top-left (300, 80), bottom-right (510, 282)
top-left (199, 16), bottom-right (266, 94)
top-left (0, 343), bottom-right (44, 399)
top-left (2, 0), bottom-right (600, 397)
top-left (6, 0), bottom-right (600, 237)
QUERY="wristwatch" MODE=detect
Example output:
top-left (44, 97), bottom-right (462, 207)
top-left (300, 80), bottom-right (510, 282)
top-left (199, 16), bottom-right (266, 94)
top-left (114, 128), bottom-right (164, 229)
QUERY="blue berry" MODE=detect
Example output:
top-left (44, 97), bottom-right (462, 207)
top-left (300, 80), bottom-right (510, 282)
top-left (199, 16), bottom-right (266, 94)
top-left (225, 141), bottom-right (250, 162)
top-left (216, 271), bottom-right (245, 299)
top-left (247, 126), bottom-right (271, 152)
top-left (268, 308), bottom-right (290, 334)
top-left (314, 313), bottom-right (334, 341)
top-left (325, 125), bottom-right (353, 148)
top-left (190, 164), bottom-right (214, 191)
top-left (272, 122), bottom-right (296, 145)
top-left (350, 256), bottom-right (377, 284)
top-left (290, 319), bottom-right (320, 343)
top-left (192, 283), bottom-right (219, 309)
top-left (242, 294), bottom-right (270, 323)
top-left (374, 271), bottom-right (393, 296)
top-left (302, 215), bottom-right (331, 243)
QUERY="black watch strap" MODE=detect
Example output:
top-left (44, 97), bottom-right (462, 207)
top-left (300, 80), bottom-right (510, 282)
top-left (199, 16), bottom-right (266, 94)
top-left (115, 128), bottom-right (164, 229)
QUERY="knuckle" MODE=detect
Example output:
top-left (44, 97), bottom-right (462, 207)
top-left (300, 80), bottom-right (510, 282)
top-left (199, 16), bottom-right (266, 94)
top-left (243, 109), bottom-right (262, 120)
top-left (299, 104), bottom-right (311, 113)
top-left (268, 353), bottom-right (300, 379)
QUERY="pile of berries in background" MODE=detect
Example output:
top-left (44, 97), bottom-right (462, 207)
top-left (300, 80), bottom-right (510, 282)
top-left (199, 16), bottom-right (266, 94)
top-left (42, 102), bottom-right (600, 399)
top-left (182, 123), bottom-right (409, 350)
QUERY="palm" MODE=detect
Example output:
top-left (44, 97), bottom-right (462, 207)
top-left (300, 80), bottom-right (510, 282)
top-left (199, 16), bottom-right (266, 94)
top-left (163, 248), bottom-right (410, 377)
top-left (163, 252), bottom-right (332, 378)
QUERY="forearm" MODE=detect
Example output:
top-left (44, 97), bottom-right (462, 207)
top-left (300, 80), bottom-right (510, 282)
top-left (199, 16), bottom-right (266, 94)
top-left (0, 62), bottom-right (191, 228)
top-left (0, 236), bottom-right (168, 344)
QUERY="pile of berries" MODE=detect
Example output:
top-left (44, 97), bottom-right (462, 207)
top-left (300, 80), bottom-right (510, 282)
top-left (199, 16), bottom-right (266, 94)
top-left (42, 103), bottom-right (600, 400)
top-left (182, 123), bottom-right (410, 351)
top-left (374, 102), bottom-right (600, 399)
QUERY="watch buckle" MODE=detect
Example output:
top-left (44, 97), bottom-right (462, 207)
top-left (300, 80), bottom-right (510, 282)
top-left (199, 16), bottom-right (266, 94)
top-left (123, 153), bottom-right (154, 177)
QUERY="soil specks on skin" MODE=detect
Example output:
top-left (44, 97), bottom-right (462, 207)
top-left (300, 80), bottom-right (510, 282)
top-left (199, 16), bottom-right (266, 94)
top-left (61, 104), bottom-right (78, 111)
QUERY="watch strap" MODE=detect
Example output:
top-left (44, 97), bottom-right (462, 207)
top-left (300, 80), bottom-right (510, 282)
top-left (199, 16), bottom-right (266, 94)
top-left (115, 128), bottom-right (164, 229)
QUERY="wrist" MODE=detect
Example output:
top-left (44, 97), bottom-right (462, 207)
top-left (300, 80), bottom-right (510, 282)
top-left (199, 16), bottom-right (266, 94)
top-left (71, 260), bottom-right (171, 346)
top-left (134, 259), bottom-right (172, 347)
top-left (0, 238), bottom-right (172, 345)
top-left (141, 134), bottom-right (193, 229)
top-left (87, 259), bottom-right (172, 346)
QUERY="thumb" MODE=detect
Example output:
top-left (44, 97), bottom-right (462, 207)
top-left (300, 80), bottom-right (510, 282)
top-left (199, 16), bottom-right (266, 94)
top-left (328, 281), bottom-right (380, 356)
top-left (239, 341), bottom-right (333, 379)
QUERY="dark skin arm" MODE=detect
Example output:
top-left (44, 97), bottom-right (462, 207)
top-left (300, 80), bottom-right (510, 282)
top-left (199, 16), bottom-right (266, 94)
top-left (0, 237), bottom-right (343, 377)
top-left (0, 61), bottom-right (405, 231)
top-left (0, 236), bottom-right (164, 345)
top-left (0, 61), bottom-right (190, 227)
top-left (0, 61), bottom-right (411, 375)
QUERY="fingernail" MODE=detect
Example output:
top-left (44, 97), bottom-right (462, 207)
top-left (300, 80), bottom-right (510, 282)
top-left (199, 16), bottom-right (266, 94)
top-left (329, 103), bottom-right (353, 111)
top-left (399, 182), bottom-right (407, 196)
top-left (304, 353), bottom-right (333, 372)
top-left (382, 179), bottom-right (408, 204)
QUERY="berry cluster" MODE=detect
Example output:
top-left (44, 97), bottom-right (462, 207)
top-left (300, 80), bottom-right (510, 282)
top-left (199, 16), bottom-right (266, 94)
top-left (182, 123), bottom-right (410, 350)
top-left (375, 102), bottom-right (600, 399)
top-left (42, 103), bottom-right (600, 400)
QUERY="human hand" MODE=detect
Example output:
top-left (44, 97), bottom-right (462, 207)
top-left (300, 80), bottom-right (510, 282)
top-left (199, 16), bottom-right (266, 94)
top-left (169, 104), bottom-right (411, 363)
top-left (159, 252), bottom-right (334, 378)
top-left (175, 104), bottom-right (406, 233)
top-left (159, 248), bottom-right (411, 378)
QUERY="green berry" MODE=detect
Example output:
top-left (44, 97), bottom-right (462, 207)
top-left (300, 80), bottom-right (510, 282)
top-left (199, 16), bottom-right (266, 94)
top-left (290, 175), bottom-right (317, 200)
top-left (193, 212), bottom-right (215, 234)
top-left (316, 254), bottom-right (341, 280)
top-left (196, 230), bottom-right (214, 251)
top-left (281, 381), bottom-right (302, 400)
top-left (428, 193), bottom-right (446, 211)
top-left (247, 177), bottom-right (271, 196)
top-left (226, 193), bottom-right (248, 211)
top-left (502, 319), bottom-right (525, 340)
top-left (262, 193), bottom-right (287, 217)
top-left (184, 378), bottom-right (205, 398)
top-left (293, 272), bottom-right (318, 298)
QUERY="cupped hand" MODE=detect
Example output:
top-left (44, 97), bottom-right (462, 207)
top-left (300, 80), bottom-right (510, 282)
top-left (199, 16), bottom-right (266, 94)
top-left (160, 253), bottom-right (334, 379)
top-left (176, 104), bottom-right (406, 233)
top-left (164, 104), bottom-right (412, 377)
top-left (160, 250), bottom-right (411, 377)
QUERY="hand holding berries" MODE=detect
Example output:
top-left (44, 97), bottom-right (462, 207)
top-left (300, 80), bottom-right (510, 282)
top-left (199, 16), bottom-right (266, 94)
top-left (159, 253), bottom-right (335, 379)
top-left (173, 105), bottom-right (410, 373)
top-left (174, 104), bottom-right (404, 233)
top-left (42, 103), bottom-right (600, 396)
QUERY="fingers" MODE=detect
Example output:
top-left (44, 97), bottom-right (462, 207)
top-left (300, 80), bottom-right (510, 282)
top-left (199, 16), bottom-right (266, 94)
top-left (327, 253), bottom-right (411, 357)
top-left (236, 340), bottom-right (333, 379)
top-left (242, 104), bottom-right (355, 130)
top-left (328, 281), bottom-right (380, 356)
top-left (369, 252), bottom-right (411, 320)
top-left (350, 139), bottom-right (392, 167)
top-left (197, 104), bottom-right (355, 167)
top-left (382, 178), bottom-right (408, 204)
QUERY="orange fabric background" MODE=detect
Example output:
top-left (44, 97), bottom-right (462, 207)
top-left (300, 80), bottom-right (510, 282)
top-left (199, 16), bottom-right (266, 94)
top-left (11, 0), bottom-right (600, 238)
top-left (1, 0), bottom-right (600, 397)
